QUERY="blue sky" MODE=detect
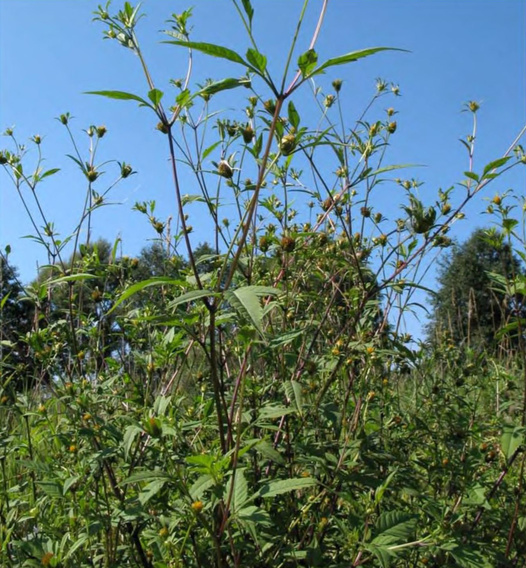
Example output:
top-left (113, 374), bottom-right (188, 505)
top-left (1, 0), bottom-right (525, 335)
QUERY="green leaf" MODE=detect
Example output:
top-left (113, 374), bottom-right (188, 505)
top-left (169, 288), bottom-right (217, 308)
top-left (121, 470), bottom-right (171, 485)
top-left (107, 277), bottom-right (185, 314)
top-left (240, 0), bottom-right (254, 25)
top-left (197, 77), bottom-right (251, 97)
top-left (312, 47), bottom-right (407, 76)
top-left (147, 88), bottom-right (164, 106)
top-left (258, 476), bottom-right (316, 498)
top-left (85, 90), bottom-right (152, 108)
top-left (287, 100), bottom-right (300, 129)
top-left (298, 49), bottom-right (318, 77)
top-left (501, 425), bottom-right (524, 461)
top-left (374, 511), bottom-right (417, 541)
top-left (258, 404), bottom-right (297, 420)
top-left (254, 439), bottom-right (286, 465)
top-left (37, 480), bottom-right (63, 498)
top-left (40, 168), bottom-right (61, 180)
top-left (0, 292), bottom-right (11, 309)
top-left (63, 476), bottom-right (81, 495)
top-left (284, 380), bottom-right (303, 416)
top-left (163, 40), bottom-right (248, 67)
top-left (202, 141), bottom-right (222, 161)
top-left (246, 48), bottom-right (267, 73)
top-left (139, 479), bottom-right (168, 505)
top-left (464, 171), bottom-right (480, 182)
top-left (190, 474), bottom-right (215, 500)
top-left (122, 425), bottom-right (142, 460)
top-left (226, 285), bottom-right (280, 339)
top-left (46, 273), bottom-right (97, 286)
top-left (238, 505), bottom-right (272, 526)
top-left (482, 156), bottom-right (511, 176)
top-left (442, 542), bottom-right (493, 568)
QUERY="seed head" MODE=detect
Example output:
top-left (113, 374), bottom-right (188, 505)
top-left (217, 160), bottom-right (234, 179)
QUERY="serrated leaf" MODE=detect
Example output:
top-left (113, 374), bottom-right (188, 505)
top-left (85, 90), bottom-right (152, 108)
top-left (258, 476), bottom-right (316, 498)
top-left (374, 511), bottom-right (417, 541)
top-left (139, 479), bottom-right (168, 505)
top-left (122, 425), bottom-right (142, 460)
top-left (501, 425), bottom-right (524, 461)
top-left (37, 480), bottom-right (63, 498)
top-left (238, 505), bottom-right (272, 526)
top-left (298, 49), bottom-right (318, 77)
top-left (190, 474), bottom-right (215, 500)
top-left (246, 48), bottom-right (267, 73)
top-left (226, 285), bottom-right (280, 339)
top-left (482, 156), bottom-right (511, 176)
top-left (255, 439), bottom-right (286, 465)
top-left (147, 88), bottom-right (164, 106)
top-left (284, 380), bottom-right (303, 415)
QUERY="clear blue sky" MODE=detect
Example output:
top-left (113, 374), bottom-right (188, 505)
top-left (1, 0), bottom-right (525, 336)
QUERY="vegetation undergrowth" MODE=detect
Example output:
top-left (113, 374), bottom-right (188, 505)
top-left (1, 1), bottom-right (526, 566)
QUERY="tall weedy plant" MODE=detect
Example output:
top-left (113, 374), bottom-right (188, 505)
top-left (1, 1), bottom-right (525, 566)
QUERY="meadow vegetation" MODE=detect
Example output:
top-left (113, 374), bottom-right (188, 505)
top-left (1, 2), bottom-right (526, 566)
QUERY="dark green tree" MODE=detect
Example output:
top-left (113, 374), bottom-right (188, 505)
top-left (0, 254), bottom-right (34, 389)
top-left (427, 228), bottom-right (524, 350)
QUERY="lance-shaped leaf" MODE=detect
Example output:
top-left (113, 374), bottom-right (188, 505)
top-left (297, 48), bottom-right (318, 77)
top-left (197, 77), bottom-right (251, 97)
top-left (163, 40), bottom-right (249, 67)
top-left (106, 277), bottom-right (186, 314)
top-left (310, 47), bottom-right (407, 77)
top-left (226, 285), bottom-right (280, 339)
top-left (257, 476), bottom-right (317, 498)
top-left (246, 48), bottom-right (267, 73)
top-left (85, 90), bottom-right (153, 109)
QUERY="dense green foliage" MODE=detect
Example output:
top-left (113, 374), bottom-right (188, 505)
top-left (427, 228), bottom-right (525, 351)
top-left (1, 2), bottom-right (526, 567)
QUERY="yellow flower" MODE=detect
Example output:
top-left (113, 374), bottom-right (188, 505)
top-left (191, 500), bottom-right (204, 513)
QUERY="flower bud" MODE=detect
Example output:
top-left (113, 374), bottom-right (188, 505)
top-left (242, 124), bottom-right (254, 144)
top-left (324, 94), bottom-right (335, 108)
top-left (96, 125), bottom-right (107, 138)
top-left (156, 121), bottom-right (169, 134)
top-left (217, 160), bottom-right (233, 179)
top-left (280, 236), bottom-right (296, 252)
top-left (332, 79), bottom-right (343, 92)
top-left (86, 166), bottom-right (99, 182)
top-left (280, 133), bottom-right (296, 156)
top-left (263, 99), bottom-right (276, 115)
top-left (120, 162), bottom-right (133, 178)
top-left (32, 135), bottom-right (42, 145)
top-left (387, 121), bottom-right (397, 134)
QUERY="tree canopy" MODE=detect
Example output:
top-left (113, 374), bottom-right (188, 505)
top-left (427, 227), bottom-right (524, 350)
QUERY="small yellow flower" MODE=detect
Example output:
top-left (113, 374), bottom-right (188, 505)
top-left (69, 444), bottom-right (77, 453)
top-left (366, 346), bottom-right (375, 355)
top-left (191, 500), bottom-right (204, 513)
